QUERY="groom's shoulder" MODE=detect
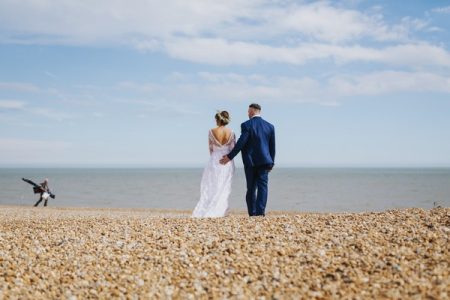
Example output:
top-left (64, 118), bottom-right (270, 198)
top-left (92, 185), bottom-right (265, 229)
top-left (261, 118), bottom-right (274, 128)
top-left (241, 119), bottom-right (252, 127)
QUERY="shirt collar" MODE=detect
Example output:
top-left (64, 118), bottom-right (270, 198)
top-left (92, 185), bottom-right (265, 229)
top-left (252, 114), bottom-right (261, 118)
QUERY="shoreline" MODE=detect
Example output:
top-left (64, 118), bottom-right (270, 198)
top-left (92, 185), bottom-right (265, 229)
top-left (1, 206), bottom-right (448, 298)
top-left (2, 203), bottom-right (442, 214)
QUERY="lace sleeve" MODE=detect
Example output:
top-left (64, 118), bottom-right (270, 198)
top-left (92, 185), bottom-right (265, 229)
top-left (231, 132), bottom-right (236, 147)
top-left (208, 131), bottom-right (214, 154)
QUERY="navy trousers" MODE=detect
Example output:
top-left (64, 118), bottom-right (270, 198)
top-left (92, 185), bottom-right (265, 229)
top-left (244, 165), bottom-right (269, 216)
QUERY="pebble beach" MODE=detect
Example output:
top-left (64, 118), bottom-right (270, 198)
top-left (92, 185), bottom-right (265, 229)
top-left (0, 205), bottom-right (448, 299)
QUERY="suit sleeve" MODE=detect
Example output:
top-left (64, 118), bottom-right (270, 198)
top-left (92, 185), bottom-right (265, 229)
top-left (269, 126), bottom-right (276, 165)
top-left (227, 123), bottom-right (250, 160)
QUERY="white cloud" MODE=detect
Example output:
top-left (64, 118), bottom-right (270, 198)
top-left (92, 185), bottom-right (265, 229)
top-left (114, 71), bottom-right (450, 106)
top-left (432, 6), bottom-right (450, 14)
top-left (92, 112), bottom-right (104, 118)
top-left (112, 76), bottom-right (314, 105)
top-left (0, 87), bottom-right (76, 121)
top-left (0, 138), bottom-right (71, 164)
top-left (273, 2), bottom-right (403, 42)
top-left (163, 38), bottom-right (450, 67)
top-left (44, 71), bottom-right (58, 79)
top-left (0, 138), bottom-right (69, 150)
top-left (198, 71), bottom-right (450, 102)
top-left (4, 70), bottom-right (449, 118)
top-left (29, 108), bottom-right (75, 122)
top-left (377, 44), bottom-right (450, 67)
top-left (329, 71), bottom-right (450, 96)
top-left (117, 81), bottom-right (157, 93)
top-left (0, 0), bottom-right (426, 44)
top-left (0, 0), bottom-right (258, 44)
top-left (0, 100), bottom-right (26, 109)
top-left (0, 82), bottom-right (40, 92)
top-left (114, 97), bottom-right (200, 116)
top-left (0, 0), bottom-right (445, 69)
top-left (190, 72), bottom-right (324, 103)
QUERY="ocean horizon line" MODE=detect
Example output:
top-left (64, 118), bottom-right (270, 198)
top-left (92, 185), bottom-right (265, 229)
top-left (1, 164), bottom-right (450, 169)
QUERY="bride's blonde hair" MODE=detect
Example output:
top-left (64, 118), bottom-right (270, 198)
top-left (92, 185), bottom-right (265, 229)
top-left (215, 110), bottom-right (230, 126)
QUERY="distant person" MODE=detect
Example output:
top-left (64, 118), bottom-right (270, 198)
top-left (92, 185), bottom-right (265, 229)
top-left (220, 103), bottom-right (275, 216)
top-left (22, 178), bottom-right (55, 207)
top-left (192, 110), bottom-right (236, 217)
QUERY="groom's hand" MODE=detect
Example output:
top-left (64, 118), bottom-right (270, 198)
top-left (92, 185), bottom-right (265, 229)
top-left (219, 155), bottom-right (230, 165)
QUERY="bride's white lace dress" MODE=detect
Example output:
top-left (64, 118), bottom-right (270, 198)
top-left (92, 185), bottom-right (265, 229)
top-left (192, 130), bottom-right (236, 218)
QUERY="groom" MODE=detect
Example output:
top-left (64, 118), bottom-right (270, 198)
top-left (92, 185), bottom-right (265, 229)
top-left (220, 103), bottom-right (275, 216)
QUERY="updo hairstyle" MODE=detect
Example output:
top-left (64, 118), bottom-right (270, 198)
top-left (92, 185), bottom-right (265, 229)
top-left (215, 111), bottom-right (230, 126)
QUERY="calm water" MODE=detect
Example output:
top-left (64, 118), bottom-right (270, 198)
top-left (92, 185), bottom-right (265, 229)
top-left (0, 168), bottom-right (449, 212)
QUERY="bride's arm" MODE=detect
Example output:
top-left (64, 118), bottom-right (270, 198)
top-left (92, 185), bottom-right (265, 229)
top-left (208, 131), bottom-right (213, 154)
top-left (231, 132), bottom-right (236, 147)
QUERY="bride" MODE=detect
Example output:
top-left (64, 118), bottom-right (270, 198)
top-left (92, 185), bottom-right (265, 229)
top-left (192, 111), bottom-right (236, 218)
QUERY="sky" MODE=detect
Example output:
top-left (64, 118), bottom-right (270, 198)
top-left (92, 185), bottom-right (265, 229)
top-left (0, 0), bottom-right (449, 167)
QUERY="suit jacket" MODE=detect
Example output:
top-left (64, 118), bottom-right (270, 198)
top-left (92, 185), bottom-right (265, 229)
top-left (227, 116), bottom-right (275, 168)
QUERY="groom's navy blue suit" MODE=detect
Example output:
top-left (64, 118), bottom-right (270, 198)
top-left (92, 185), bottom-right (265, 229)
top-left (227, 116), bottom-right (275, 216)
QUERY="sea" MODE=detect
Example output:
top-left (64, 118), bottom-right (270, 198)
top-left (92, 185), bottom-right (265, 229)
top-left (1, 168), bottom-right (449, 212)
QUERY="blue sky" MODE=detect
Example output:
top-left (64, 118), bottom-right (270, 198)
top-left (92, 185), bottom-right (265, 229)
top-left (0, 0), bottom-right (449, 167)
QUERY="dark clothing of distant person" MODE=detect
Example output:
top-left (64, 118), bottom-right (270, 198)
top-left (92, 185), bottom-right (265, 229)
top-left (22, 178), bottom-right (55, 207)
top-left (33, 181), bottom-right (50, 207)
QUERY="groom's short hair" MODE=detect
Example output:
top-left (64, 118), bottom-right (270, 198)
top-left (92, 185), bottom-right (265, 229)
top-left (249, 103), bottom-right (261, 111)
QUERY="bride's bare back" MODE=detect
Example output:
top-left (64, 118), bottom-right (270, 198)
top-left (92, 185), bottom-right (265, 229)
top-left (211, 127), bottom-right (232, 146)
